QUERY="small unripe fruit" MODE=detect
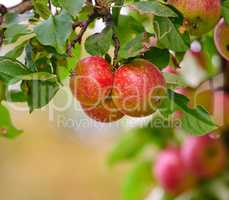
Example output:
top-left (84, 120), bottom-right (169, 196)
top-left (168, 0), bottom-right (221, 36)
top-left (214, 18), bottom-right (229, 61)
top-left (154, 147), bottom-right (195, 196)
top-left (81, 98), bottom-right (124, 122)
top-left (70, 56), bottom-right (113, 106)
top-left (112, 59), bottom-right (166, 117)
top-left (181, 135), bottom-right (226, 179)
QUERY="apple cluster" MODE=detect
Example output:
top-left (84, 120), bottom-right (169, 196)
top-left (154, 135), bottom-right (227, 196)
top-left (70, 56), bottom-right (166, 122)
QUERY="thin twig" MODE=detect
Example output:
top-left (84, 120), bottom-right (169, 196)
top-left (171, 54), bottom-right (181, 69)
top-left (67, 11), bottom-right (98, 56)
top-left (48, 0), bottom-right (52, 11)
top-left (112, 31), bottom-right (120, 67)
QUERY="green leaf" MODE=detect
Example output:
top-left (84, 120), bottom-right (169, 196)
top-left (5, 90), bottom-right (27, 103)
top-left (57, 44), bottom-right (81, 81)
top-left (26, 80), bottom-right (59, 112)
top-left (153, 16), bottom-right (190, 52)
top-left (119, 33), bottom-right (148, 59)
top-left (168, 90), bottom-right (218, 135)
top-left (122, 160), bottom-right (154, 200)
top-left (0, 81), bottom-right (6, 102)
top-left (112, 0), bottom-right (124, 26)
top-left (163, 72), bottom-right (187, 89)
top-left (5, 24), bottom-right (30, 43)
top-left (0, 104), bottom-right (22, 138)
top-left (32, 0), bottom-right (51, 19)
top-left (85, 27), bottom-right (113, 56)
top-left (34, 11), bottom-right (72, 54)
top-left (143, 47), bottom-right (170, 69)
top-left (129, 1), bottom-right (177, 17)
top-left (59, 0), bottom-right (84, 17)
top-left (51, 0), bottom-right (62, 7)
top-left (0, 57), bottom-right (30, 84)
top-left (4, 12), bottom-right (18, 25)
top-left (14, 72), bottom-right (57, 83)
top-left (222, 0), bottom-right (229, 24)
top-left (108, 115), bottom-right (173, 166)
top-left (117, 15), bottom-right (145, 46)
top-left (201, 35), bottom-right (219, 76)
top-left (108, 127), bottom-right (155, 166)
top-left (5, 42), bottom-right (27, 59)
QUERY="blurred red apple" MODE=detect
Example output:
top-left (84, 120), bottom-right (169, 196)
top-left (154, 147), bottom-right (196, 196)
top-left (181, 135), bottom-right (226, 179)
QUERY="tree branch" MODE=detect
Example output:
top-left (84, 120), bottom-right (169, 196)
top-left (8, 0), bottom-right (33, 14)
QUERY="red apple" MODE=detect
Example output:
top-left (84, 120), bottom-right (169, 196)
top-left (70, 56), bottom-right (113, 106)
top-left (168, 0), bottom-right (221, 36)
top-left (81, 98), bottom-right (124, 123)
top-left (112, 59), bottom-right (166, 117)
top-left (181, 135), bottom-right (226, 179)
top-left (154, 147), bottom-right (195, 196)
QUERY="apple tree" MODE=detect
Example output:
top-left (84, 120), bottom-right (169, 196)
top-left (0, 0), bottom-right (229, 199)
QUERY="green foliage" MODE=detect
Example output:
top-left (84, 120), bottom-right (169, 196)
top-left (201, 35), bottom-right (219, 76)
top-left (26, 80), bottom-right (59, 112)
top-left (129, 1), bottom-right (177, 17)
top-left (108, 115), bottom-right (174, 166)
top-left (163, 72), bottom-right (187, 89)
top-left (5, 24), bottom-right (31, 43)
top-left (117, 15), bottom-right (145, 46)
top-left (0, 104), bottom-right (22, 138)
top-left (0, 57), bottom-right (30, 83)
top-left (154, 16), bottom-right (190, 52)
top-left (222, 0), bottom-right (229, 24)
top-left (143, 47), bottom-right (170, 69)
top-left (59, 0), bottom-right (84, 17)
top-left (85, 27), bottom-right (113, 56)
top-left (108, 127), bottom-right (154, 166)
top-left (34, 11), bottom-right (72, 54)
top-left (119, 33), bottom-right (148, 59)
top-left (122, 160), bottom-right (154, 200)
top-left (0, 81), bottom-right (6, 102)
top-left (167, 90), bottom-right (218, 135)
top-left (5, 42), bottom-right (27, 59)
top-left (32, 0), bottom-right (51, 19)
